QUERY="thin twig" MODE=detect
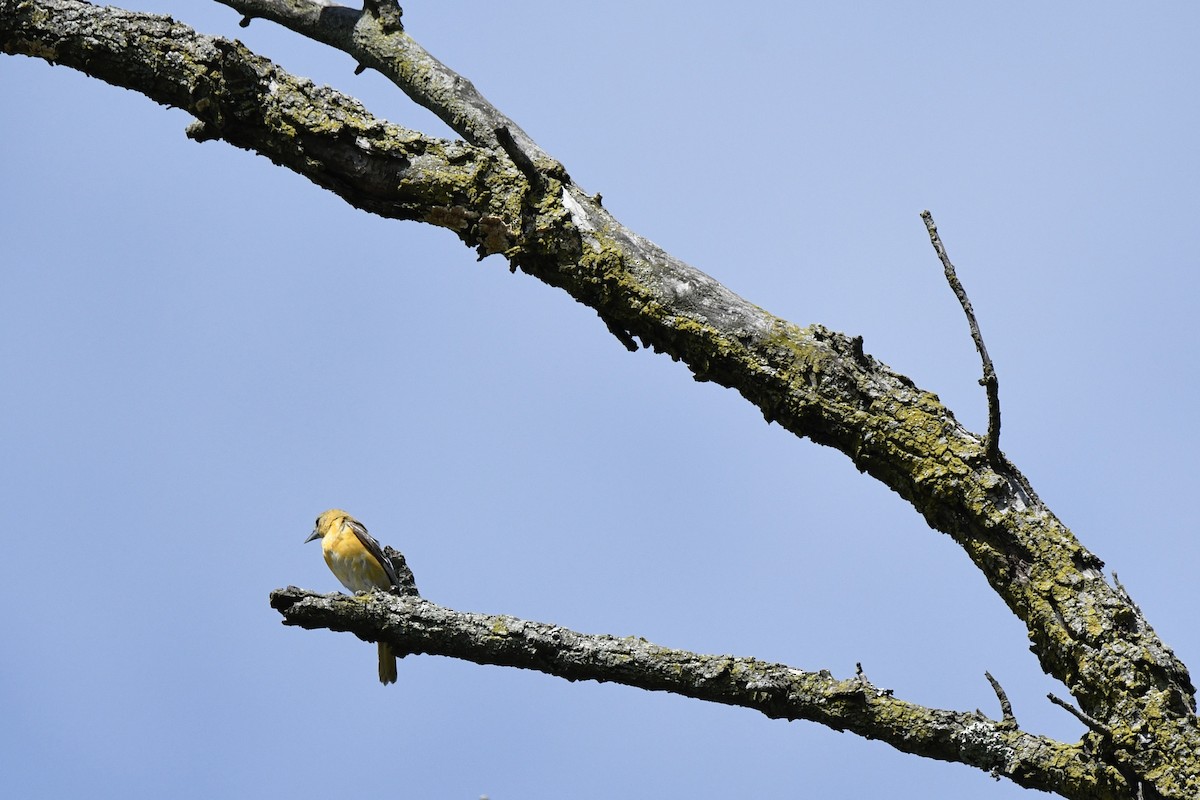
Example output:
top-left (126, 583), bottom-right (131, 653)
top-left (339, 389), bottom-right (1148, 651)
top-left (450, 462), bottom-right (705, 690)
top-left (921, 211), bottom-right (1002, 466)
top-left (1047, 693), bottom-right (1109, 735)
top-left (1112, 571), bottom-right (1144, 615)
top-left (985, 671), bottom-right (1017, 727)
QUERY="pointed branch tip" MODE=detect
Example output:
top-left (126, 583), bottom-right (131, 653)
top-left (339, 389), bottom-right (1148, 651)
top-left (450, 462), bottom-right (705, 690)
top-left (920, 210), bottom-right (1002, 467)
top-left (1046, 692), bottom-right (1109, 735)
top-left (984, 671), bottom-right (1017, 727)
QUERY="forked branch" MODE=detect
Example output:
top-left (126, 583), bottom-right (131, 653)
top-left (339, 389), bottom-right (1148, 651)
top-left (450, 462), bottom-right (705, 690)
top-left (5, 2), bottom-right (1200, 796)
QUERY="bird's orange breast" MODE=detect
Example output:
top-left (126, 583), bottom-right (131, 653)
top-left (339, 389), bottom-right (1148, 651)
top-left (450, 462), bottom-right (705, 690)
top-left (322, 528), bottom-right (392, 593)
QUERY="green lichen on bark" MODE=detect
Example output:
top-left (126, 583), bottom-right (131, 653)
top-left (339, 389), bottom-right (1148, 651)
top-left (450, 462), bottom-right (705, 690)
top-left (8, 2), bottom-right (1200, 795)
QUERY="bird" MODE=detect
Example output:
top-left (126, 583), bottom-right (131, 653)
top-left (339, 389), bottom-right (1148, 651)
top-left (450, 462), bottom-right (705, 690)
top-left (305, 508), bottom-right (401, 685)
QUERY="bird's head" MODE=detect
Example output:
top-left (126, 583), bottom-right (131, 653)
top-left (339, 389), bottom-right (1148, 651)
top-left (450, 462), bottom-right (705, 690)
top-left (305, 508), bottom-right (351, 543)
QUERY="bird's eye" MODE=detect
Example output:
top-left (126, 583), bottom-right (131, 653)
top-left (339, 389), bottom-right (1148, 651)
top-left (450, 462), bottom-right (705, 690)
top-left (314, 516), bottom-right (320, 527)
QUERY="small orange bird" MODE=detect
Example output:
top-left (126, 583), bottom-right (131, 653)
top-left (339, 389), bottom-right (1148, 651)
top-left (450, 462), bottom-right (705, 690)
top-left (305, 509), bottom-right (401, 685)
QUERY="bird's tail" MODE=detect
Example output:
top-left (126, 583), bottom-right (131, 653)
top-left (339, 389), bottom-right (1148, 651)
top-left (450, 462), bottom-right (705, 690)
top-left (378, 642), bottom-right (397, 685)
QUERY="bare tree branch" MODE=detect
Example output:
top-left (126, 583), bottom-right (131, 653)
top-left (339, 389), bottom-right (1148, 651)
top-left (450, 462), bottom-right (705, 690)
top-left (213, 0), bottom-right (553, 161)
top-left (1048, 693), bottom-right (1110, 737)
top-left (921, 210), bottom-right (1003, 467)
top-left (270, 585), bottom-right (1129, 800)
top-left (985, 671), bottom-right (1018, 729)
top-left (0, 0), bottom-right (533, 251)
top-left (5, 2), bottom-right (1200, 796)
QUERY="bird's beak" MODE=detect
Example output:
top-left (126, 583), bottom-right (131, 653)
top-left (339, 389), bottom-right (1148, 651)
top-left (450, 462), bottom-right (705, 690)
top-left (304, 530), bottom-right (321, 543)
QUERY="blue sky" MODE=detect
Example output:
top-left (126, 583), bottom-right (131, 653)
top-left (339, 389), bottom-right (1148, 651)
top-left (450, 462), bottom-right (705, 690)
top-left (2, 2), bottom-right (1198, 797)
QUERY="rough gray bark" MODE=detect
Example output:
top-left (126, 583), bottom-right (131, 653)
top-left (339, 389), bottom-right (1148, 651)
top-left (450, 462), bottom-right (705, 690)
top-left (269, 585), bottom-right (1126, 798)
top-left (4, 2), bottom-right (1198, 797)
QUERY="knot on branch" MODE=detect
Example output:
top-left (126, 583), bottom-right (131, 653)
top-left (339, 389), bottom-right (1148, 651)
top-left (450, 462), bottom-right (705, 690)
top-left (363, 0), bottom-right (404, 34)
top-left (382, 545), bottom-right (420, 597)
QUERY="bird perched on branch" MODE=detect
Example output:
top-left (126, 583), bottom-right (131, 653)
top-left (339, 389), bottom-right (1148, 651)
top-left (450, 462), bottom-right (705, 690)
top-left (305, 508), bottom-right (404, 684)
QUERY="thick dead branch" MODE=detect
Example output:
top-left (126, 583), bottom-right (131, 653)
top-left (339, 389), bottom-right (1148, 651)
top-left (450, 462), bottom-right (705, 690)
top-left (213, 0), bottom-right (549, 159)
top-left (212, 0), bottom-right (571, 188)
top-left (0, 0), bottom-right (529, 249)
top-left (270, 585), bottom-right (1128, 800)
top-left (5, 2), bottom-right (1200, 795)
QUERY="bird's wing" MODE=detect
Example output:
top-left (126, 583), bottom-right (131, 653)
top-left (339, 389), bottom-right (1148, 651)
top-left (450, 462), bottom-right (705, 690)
top-left (347, 517), bottom-right (401, 589)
